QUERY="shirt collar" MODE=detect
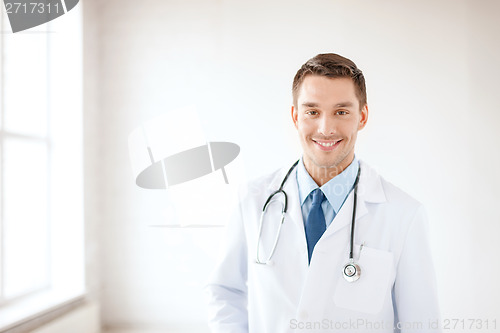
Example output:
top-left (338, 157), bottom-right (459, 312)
top-left (297, 155), bottom-right (360, 214)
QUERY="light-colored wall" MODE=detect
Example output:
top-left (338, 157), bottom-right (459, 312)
top-left (83, 0), bottom-right (500, 331)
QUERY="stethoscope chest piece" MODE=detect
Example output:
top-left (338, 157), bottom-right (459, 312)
top-left (343, 261), bottom-right (361, 282)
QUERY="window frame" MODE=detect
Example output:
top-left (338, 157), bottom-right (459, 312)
top-left (0, 5), bottom-right (86, 331)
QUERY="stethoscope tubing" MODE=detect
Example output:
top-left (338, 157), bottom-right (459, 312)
top-left (256, 159), bottom-right (361, 276)
top-left (349, 169), bottom-right (361, 260)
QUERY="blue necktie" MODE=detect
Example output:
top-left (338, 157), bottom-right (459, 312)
top-left (305, 188), bottom-right (326, 264)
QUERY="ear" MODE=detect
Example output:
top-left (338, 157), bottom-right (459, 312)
top-left (358, 104), bottom-right (368, 130)
top-left (291, 105), bottom-right (298, 129)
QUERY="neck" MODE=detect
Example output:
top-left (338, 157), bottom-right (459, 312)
top-left (304, 154), bottom-right (354, 187)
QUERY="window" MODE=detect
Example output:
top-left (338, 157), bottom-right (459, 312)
top-left (0, 5), bottom-right (84, 330)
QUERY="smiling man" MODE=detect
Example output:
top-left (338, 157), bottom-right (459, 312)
top-left (292, 72), bottom-right (367, 186)
top-left (206, 53), bottom-right (441, 333)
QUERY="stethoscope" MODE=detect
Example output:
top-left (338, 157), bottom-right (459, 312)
top-left (255, 159), bottom-right (362, 283)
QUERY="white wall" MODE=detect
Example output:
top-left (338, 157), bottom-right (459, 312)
top-left (83, 0), bottom-right (500, 331)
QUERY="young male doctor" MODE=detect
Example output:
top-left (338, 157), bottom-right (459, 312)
top-left (205, 53), bottom-right (441, 333)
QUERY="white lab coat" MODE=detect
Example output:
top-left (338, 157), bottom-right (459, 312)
top-left (205, 159), bottom-right (441, 333)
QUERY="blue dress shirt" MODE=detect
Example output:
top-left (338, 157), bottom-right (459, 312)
top-left (296, 155), bottom-right (359, 228)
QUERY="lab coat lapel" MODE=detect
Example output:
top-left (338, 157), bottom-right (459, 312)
top-left (284, 170), bottom-right (305, 236)
top-left (296, 160), bottom-right (388, 319)
top-left (322, 190), bottom-right (365, 237)
top-left (265, 161), bottom-right (308, 269)
top-left (268, 162), bottom-right (305, 236)
top-left (321, 160), bottom-right (386, 238)
top-left (264, 159), bottom-right (387, 258)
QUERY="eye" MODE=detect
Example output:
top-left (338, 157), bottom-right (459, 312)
top-left (337, 110), bottom-right (348, 116)
top-left (306, 110), bottom-right (318, 116)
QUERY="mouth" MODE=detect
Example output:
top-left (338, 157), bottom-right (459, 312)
top-left (312, 139), bottom-right (342, 151)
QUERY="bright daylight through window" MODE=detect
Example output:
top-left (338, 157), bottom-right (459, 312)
top-left (0, 5), bottom-right (84, 331)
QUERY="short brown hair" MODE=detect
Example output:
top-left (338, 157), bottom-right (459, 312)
top-left (292, 53), bottom-right (367, 109)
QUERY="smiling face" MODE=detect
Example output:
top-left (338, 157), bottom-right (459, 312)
top-left (292, 75), bottom-right (368, 185)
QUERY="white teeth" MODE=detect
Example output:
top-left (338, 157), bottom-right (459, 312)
top-left (316, 140), bottom-right (338, 147)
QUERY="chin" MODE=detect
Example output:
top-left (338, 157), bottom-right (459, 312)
top-left (311, 156), bottom-right (339, 169)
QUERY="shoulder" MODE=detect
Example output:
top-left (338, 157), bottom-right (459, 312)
top-left (382, 176), bottom-right (422, 208)
top-left (237, 160), bottom-right (298, 203)
top-left (359, 160), bottom-right (430, 252)
top-left (359, 160), bottom-right (424, 215)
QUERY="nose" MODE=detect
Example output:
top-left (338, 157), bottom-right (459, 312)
top-left (317, 114), bottom-right (336, 136)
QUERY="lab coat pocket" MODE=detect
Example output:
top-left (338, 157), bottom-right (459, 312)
top-left (333, 245), bottom-right (394, 314)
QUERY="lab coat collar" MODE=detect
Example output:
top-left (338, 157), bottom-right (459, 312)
top-left (267, 158), bottom-right (306, 235)
top-left (267, 158), bottom-right (387, 237)
top-left (357, 159), bottom-right (386, 204)
top-left (322, 159), bottom-right (387, 236)
top-left (296, 155), bottom-right (360, 216)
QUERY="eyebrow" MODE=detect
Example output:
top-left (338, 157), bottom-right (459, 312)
top-left (301, 101), bottom-right (355, 108)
